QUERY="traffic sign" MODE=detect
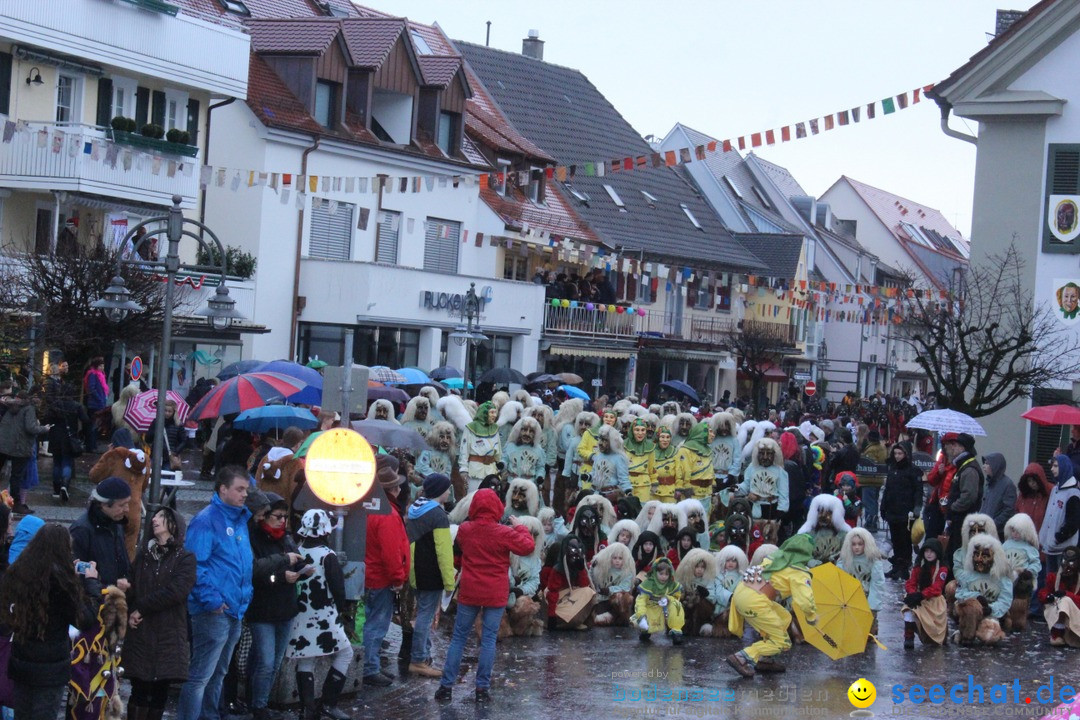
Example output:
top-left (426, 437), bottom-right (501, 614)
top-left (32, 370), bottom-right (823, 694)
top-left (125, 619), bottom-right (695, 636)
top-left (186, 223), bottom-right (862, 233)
top-left (591, 378), bottom-right (603, 387)
top-left (804, 380), bottom-right (817, 397)
top-left (130, 356), bottom-right (143, 382)
top-left (305, 428), bottom-right (377, 506)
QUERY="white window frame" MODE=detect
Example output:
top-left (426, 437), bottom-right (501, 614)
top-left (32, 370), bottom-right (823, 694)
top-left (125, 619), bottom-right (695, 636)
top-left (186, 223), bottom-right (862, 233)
top-left (680, 203), bottom-right (702, 230)
top-left (56, 73), bottom-right (82, 124)
top-left (111, 76), bottom-right (137, 121)
top-left (603, 184), bottom-right (626, 211)
top-left (723, 175), bottom-right (743, 198)
top-left (496, 159), bottom-right (511, 197)
top-left (164, 88), bottom-right (189, 132)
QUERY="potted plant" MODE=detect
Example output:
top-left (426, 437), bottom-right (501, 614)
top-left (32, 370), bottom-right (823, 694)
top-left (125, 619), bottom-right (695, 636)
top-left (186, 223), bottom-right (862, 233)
top-left (140, 123), bottom-right (165, 140)
top-left (165, 128), bottom-right (191, 145)
top-left (197, 244), bottom-right (257, 280)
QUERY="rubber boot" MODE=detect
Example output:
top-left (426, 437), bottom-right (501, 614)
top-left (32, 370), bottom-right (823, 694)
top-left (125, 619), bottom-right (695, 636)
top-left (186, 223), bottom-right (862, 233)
top-left (904, 621), bottom-right (916, 650)
top-left (296, 671), bottom-right (318, 720)
top-left (319, 668), bottom-right (351, 720)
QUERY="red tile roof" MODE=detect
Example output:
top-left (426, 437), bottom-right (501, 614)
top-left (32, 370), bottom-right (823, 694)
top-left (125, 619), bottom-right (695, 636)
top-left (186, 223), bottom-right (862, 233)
top-left (841, 176), bottom-right (967, 253)
top-left (418, 55), bottom-right (462, 88)
top-left (480, 184), bottom-right (599, 244)
top-left (246, 52), bottom-right (324, 134)
top-left (248, 19), bottom-right (341, 54)
top-left (339, 18), bottom-right (407, 68)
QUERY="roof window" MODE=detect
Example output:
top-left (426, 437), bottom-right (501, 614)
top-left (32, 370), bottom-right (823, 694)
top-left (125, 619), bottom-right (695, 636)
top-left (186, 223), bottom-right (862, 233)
top-left (723, 175), bottom-right (744, 198)
top-left (411, 31), bottom-right (433, 55)
top-left (603, 184), bottom-right (626, 212)
top-left (752, 186), bottom-right (771, 208)
top-left (640, 190), bottom-right (658, 207)
top-left (217, 0), bottom-right (250, 14)
top-left (681, 203), bottom-right (702, 230)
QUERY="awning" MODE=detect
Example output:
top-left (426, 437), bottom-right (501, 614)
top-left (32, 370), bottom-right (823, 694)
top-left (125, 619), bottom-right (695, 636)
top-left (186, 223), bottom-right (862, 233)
top-left (640, 348), bottom-right (730, 363)
top-left (737, 362), bottom-right (788, 383)
top-left (549, 345), bottom-right (633, 359)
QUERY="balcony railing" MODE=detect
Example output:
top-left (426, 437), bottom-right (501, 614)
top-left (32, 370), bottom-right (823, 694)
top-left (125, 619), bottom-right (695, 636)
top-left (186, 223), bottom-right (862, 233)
top-left (0, 121), bottom-right (199, 208)
top-left (543, 303), bottom-right (738, 345)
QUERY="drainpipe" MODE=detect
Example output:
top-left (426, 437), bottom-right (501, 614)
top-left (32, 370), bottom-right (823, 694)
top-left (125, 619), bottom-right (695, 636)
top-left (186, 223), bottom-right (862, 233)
top-left (289, 137), bottom-right (321, 357)
top-left (938, 103), bottom-right (977, 146)
top-left (199, 97), bottom-right (236, 228)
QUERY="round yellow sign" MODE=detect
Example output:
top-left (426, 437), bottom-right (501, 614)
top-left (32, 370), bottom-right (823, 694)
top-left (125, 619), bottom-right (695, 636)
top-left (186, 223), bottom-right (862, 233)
top-left (304, 429), bottom-right (377, 506)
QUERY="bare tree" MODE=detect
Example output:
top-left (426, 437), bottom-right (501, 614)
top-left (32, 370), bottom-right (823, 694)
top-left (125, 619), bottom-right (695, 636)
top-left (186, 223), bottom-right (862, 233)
top-left (725, 320), bottom-right (795, 415)
top-left (898, 243), bottom-right (1080, 417)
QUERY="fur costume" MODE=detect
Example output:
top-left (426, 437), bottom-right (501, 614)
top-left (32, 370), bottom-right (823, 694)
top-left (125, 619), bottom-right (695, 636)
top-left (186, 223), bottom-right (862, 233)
top-left (540, 535), bottom-right (594, 628)
top-left (503, 516), bottom-right (545, 637)
top-left (572, 493), bottom-right (617, 533)
top-left (437, 395), bottom-right (473, 431)
top-left (68, 585), bottom-right (128, 720)
top-left (256, 448), bottom-right (304, 511)
top-left (553, 399), bottom-right (584, 446)
top-left (370, 399), bottom-right (399, 423)
top-left (952, 512), bottom-right (995, 568)
top-left (504, 478), bottom-right (541, 518)
top-left (526, 405), bottom-right (558, 469)
top-left (88, 447), bottom-right (149, 561)
top-left (647, 502), bottom-right (688, 551)
top-left (837, 528), bottom-right (886, 611)
top-left (750, 543), bottom-right (778, 566)
top-left (538, 507), bottom-right (568, 553)
top-left (661, 402), bottom-right (680, 418)
top-left (647, 404), bottom-right (662, 417)
top-left (512, 389), bottom-right (534, 408)
top-left (418, 386), bottom-right (444, 422)
top-left (1002, 513), bottom-right (1041, 632)
top-left (954, 534), bottom-right (1013, 645)
top-left (448, 491), bottom-right (477, 526)
top-left (590, 425), bottom-right (630, 494)
top-left (401, 397), bottom-right (435, 438)
top-left (675, 548), bottom-right (731, 637)
top-left (798, 494), bottom-right (847, 566)
top-left (609, 519), bottom-right (641, 549)
top-left (491, 391), bottom-right (510, 410)
top-left (677, 498), bottom-right (710, 551)
top-left (463, 399), bottom-right (478, 416)
top-left (736, 437), bottom-right (789, 519)
top-left (497, 401), bottom-right (525, 448)
top-left (565, 503), bottom-right (607, 562)
top-left (565, 411), bottom-right (600, 481)
top-left (416, 421), bottom-right (459, 494)
top-left (668, 413), bottom-right (696, 448)
top-left (505, 417), bottom-right (547, 481)
top-left (590, 542), bottom-right (635, 626)
top-left (715, 546), bottom-right (749, 592)
top-left (110, 383), bottom-right (142, 435)
top-left (635, 500), bottom-right (661, 532)
top-left (666, 527), bottom-right (700, 569)
top-left (709, 412), bottom-right (742, 480)
top-left (1039, 548), bottom-right (1080, 646)
top-left (736, 420), bottom-right (759, 462)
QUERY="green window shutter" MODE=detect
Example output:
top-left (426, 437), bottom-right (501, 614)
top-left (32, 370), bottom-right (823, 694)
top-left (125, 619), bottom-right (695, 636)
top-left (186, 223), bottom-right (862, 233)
top-left (151, 90), bottom-right (166, 126)
top-left (1043, 143), bottom-right (1080, 254)
top-left (0, 53), bottom-right (12, 116)
top-left (135, 87), bottom-right (149, 126)
top-left (96, 78), bottom-right (113, 127)
top-left (186, 98), bottom-right (200, 145)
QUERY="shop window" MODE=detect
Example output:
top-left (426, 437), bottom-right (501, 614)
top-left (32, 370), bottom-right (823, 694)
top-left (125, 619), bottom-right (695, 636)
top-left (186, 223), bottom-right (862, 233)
top-left (424, 217), bottom-right (460, 274)
top-left (298, 323), bottom-right (345, 366)
top-left (309, 198), bottom-right (354, 260)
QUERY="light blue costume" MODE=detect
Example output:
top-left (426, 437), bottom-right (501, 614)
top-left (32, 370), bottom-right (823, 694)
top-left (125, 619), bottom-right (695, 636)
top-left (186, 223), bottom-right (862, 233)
top-left (710, 435), bottom-right (742, 480)
top-left (505, 442), bottom-right (547, 481)
top-left (837, 556), bottom-right (887, 612)
top-left (591, 450), bottom-right (631, 493)
top-left (956, 569), bottom-right (1014, 620)
top-left (686, 575), bottom-right (733, 615)
top-left (507, 554), bottom-right (542, 608)
top-left (1003, 538), bottom-right (1042, 577)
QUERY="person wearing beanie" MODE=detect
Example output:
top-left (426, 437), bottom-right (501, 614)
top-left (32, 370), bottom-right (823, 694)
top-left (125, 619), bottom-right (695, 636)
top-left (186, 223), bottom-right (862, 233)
top-left (860, 429), bottom-right (887, 533)
top-left (942, 432), bottom-right (984, 564)
top-left (404, 474), bottom-right (455, 679)
top-left (363, 455), bottom-right (410, 687)
top-left (70, 476), bottom-right (131, 588)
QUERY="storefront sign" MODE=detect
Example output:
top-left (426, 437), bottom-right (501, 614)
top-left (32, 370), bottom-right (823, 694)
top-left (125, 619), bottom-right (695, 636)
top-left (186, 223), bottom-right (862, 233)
top-left (419, 286), bottom-right (493, 316)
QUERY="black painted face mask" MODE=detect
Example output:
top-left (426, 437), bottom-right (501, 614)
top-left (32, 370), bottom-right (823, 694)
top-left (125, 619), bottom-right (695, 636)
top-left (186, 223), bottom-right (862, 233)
top-left (565, 538), bottom-right (586, 574)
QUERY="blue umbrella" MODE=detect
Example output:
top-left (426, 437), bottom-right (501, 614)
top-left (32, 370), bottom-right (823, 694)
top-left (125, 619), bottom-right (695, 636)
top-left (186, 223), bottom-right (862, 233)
top-left (559, 384), bottom-right (589, 401)
top-left (256, 360), bottom-right (323, 405)
top-left (218, 359), bottom-right (264, 380)
top-left (391, 367), bottom-right (433, 385)
top-left (233, 405), bottom-right (318, 433)
top-left (442, 378), bottom-right (474, 390)
top-left (430, 366), bottom-right (463, 380)
top-left (659, 379), bottom-right (700, 404)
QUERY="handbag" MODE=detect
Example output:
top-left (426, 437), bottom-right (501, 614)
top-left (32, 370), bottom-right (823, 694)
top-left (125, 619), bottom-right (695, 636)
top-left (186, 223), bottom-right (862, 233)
top-left (555, 586), bottom-right (596, 625)
top-left (67, 427), bottom-right (85, 458)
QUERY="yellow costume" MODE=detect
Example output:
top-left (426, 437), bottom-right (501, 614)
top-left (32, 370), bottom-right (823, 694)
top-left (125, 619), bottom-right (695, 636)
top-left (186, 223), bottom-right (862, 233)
top-left (625, 419), bottom-right (656, 503)
top-left (632, 558), bottom-right (685, 638)
top-left (675, 423), bottom-right (714, 511)
top-left (652, 429), bottom-right (678, 502)
top-left (576, 428), bottom-right (599, 490)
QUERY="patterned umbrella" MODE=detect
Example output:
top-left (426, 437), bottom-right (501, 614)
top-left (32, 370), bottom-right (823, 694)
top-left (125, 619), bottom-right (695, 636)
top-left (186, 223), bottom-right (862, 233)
top-left (255, 360), bottom-right (323, 405)
top-left (905, 408), bottom-right (986, 436)
top-left (368, 366), bottom-right (407, 384)
top-left (190, 372), bottom-right (308, 420)
top-left (123, 390), bottom-right (190, 433)
top-left (217, 359), bottom-right (265, 380)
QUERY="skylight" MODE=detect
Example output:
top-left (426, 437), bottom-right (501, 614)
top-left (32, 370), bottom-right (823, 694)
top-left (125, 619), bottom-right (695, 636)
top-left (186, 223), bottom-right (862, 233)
top-left (411, 31), bottom-right (433, 55)
top-left (681, 203), bottom-right (702, 230)
top-left (603, 184), bottom-right (626, 212)
top-left (566, 185), bottom-right (590, 205)
top-left (723, 175), bottom-right (744, 198)
top-left (640, 190), bottom-right (658, 207)
top-left (752, 186), bottom-right (771, 209)
top-left (217, 0), bottom-right (250, 14)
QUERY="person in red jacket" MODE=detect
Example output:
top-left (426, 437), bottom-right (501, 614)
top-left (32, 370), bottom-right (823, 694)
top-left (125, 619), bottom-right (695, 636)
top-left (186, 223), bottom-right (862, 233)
top-left (901, 539), bottom-right (949, 649)
top-left (1037, 545), bottom-right (1080, 646)
top-left (923, 454), bottom-right (956, 542)
top-left (540, 535), bottom-right (592, 630)
top-left (435, 489), bottom-right (533, 705)
top-left (362, 456), bottom-right (410, 688)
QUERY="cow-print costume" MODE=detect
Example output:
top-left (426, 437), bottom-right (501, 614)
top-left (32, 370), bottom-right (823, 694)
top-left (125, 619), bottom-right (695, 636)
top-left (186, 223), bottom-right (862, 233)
top-left (286, 544), bottom-right (350, 658)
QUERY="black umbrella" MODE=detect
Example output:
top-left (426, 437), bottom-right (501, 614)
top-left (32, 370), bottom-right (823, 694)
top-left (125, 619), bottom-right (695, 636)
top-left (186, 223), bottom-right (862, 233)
top-left (429, 365), bottom-right (463, 380)
top-left (659, 379), bottom-right (700, 404)
top-left (217, 359), bottom-right (265, 380)
top-left (478, 367), bottom-right (528, 385)
top-left (525, 373), bottom-right (561, 386)
top-left (350, 419), bottom-right (428, 452)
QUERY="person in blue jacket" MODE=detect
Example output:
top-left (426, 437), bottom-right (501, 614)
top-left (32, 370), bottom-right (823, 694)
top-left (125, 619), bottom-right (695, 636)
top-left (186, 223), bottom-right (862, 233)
top-left (177, 465), bottom-right (253, 720)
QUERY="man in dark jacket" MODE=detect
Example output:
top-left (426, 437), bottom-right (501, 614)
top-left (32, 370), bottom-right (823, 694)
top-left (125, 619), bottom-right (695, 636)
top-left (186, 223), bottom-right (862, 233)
top-left (881, 441), bottom-right (923, 579)
top-left (70, 476), bottom-right (131, 590)
top-left (942, 432), bottom-right (983, 564)
top-left (405, 473), bottom-right (455, 679)
top-left (980, 453), bottom-right (1017, 539)
top-left (247, 492), bottom-right (306, 720)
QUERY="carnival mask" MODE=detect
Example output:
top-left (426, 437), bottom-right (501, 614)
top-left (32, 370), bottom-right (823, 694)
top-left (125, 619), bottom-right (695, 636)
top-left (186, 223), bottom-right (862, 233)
top-left (564, 538), bottom-right (586, 573)
top-left (511, 484), bottom-right (530, 511)
top-left (520, 424), bottom-right (536, 445)
top-left (603, 411), bottom-right (617, 427)
top-left (678, 418), bottom-right (692, 436)
top-left (375, 404), bottom-right (390, 420)
top-left (658, 432), bottom-right (671, 449)
top-left (687, 510), bottom-right (705, 534)
top-left (488, 408), bottom-right (499, 424)
top-left (1062, 549), bottom-right (1080, 577)
top-left (660, 511), bottom-right (679, 542)
top-left (599, 435), bottom-right (611, 454)
top-left (633, 424), bottom-right (647, 443)
top-left (972, 545), bottom-right (993, 574)
top-left (726, 517), bottom-right (748, 545)
top-left (576, 507), bottom-right (599, 535)
top-left (756, 445), bottom-right (776, 468)
top-left (817, 509), bottom-right (833, 529)
top-left (969, 520), bottom-right (989, 539)
top-left (435, 428), bottom-right (452, 451)
top-left (415, 402), bottom-right (429, 420)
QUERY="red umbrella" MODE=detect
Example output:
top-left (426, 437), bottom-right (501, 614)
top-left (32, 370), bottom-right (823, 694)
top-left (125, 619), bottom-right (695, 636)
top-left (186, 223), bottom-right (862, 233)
top-left (1021, 404), bottom-right (1080, 426)
top-left (124, 390), bottom-right (190, 432)
top-left (190, 372), bottom-right (308, 420)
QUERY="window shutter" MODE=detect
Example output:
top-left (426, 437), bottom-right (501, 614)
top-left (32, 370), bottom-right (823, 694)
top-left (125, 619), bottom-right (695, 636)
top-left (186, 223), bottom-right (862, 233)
top-left (1043, 144), bottom-right (1080, 254)
top-left (375, 210), bottom-right (400, 264)
top-left (308, 199), bottom-right (353, 261)
top-left (626, 273), bottom-right (636, 302)
top-left (151, 90), bottom-right (166, 126)
top-left (687, 278), bottom-right (697, 308)
top-left (423, 218), bottom-right (459, 274)
top-left (0, 52), bottom-right (13, 116)
top-left (135, 86), bottom-right (149, 126)
top-left (702, 273), bottom-right (714, 309)
top-left (186, 98), bottom-right (200, 145)
top-left (615, 272), bottom-right (625, 300)
top-left (95, 78), bottom-right (113, 127)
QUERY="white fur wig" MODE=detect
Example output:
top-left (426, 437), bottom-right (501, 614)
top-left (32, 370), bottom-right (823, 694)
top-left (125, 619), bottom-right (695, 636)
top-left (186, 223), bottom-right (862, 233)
top-left (418, 386), bottom-right (441, 409)
top-left (512, 516), bottom-right (546, 567)
top-left (537, 506), bottom-right (556, 525)
top-left (401, 396), bottom-right (430, 424)
top-left (575, 411), bottom-right (600, 433)
top-left (642, 412), bottom-right (660, 428)
top-left (572, 493), bottom-right (617, 531)
top-left (729, 408), bottom-right (745, 425)
top-left (505, 478), bottom-right (540, 517)
top-left (608, 519), bottom-right (641, 549)
top-left (648, 404), bottom-right (663, 417)
top-left (797, 494), bottom-right (847, 534)
top-left (750, 543), bottom-right (778, 566)
top-left (675, 548), bottom-right (717, 588)
top-left (839, 527), bottom-right (882, 569)
top-left (746, 437), bottom-right (783, 472)
top-left (1004, 513), bottom-right (1039, 548)
top-left (497, 401), bottom-right (525, 428)
top-left (626, 404), bottom-right (647, 418)
top-left (590, 541), bottom-right (635, 588)
top-left (370, 399), bottom-right (399, 423)
top-left (596, 424), bottom-right (624, 454)
top-left (709, 411), bottom-right (738, 438)
top-left (674, 412), bottom-right (697, 434)
top-left (491, 391), bottom-right (510, 410)
top-left (961, 513), bottom-right (996, 549)
top-left (425, 421), bottom-right (458, 458)
top-left (437, 395), bottom-right (473, 431)
top-left (612, 399), bottom-right (632, 417)
top-left (661, 401), bottom-right (680, 417)
top-left (737, 420), bottom-right (757, 451)
top-left (658, 414), bottom-right (677, 436)
top-left (635, 500), bottom-right (661, 531)
top-left (448, 491), bottom-right (476, 525)
top-left (676, 498), bottom-right (707, 524)
top-left (963, 533), bottom-right (1009, 580)
top-left (553, 398), bottom-right (584, 432)
top-left (525, 404), bottom-right (553, 429)
top-left (512, 389), bottom-right (533, 408)
top-left (742, 421), bottom-right (777, 463)
top-left (715, 545), bottom-right (749, 574)
top-left (646, 502), bottom-right (688, 536)
top-left (463, 399), bottom-right (478, 416)
top-left (507, 417), bottom-right (543, 447)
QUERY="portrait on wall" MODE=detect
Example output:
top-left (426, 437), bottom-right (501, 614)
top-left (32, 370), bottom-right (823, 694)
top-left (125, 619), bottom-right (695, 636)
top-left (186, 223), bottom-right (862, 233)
top-left (1048, 195), bottom-right (1080, 243)
top-left (1053, 279), bottom-right (1080, 324)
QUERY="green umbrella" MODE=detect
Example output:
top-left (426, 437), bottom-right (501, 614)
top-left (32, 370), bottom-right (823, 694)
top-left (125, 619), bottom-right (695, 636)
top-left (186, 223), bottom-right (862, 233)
top-left (306, 359), bottom-right (328, 370)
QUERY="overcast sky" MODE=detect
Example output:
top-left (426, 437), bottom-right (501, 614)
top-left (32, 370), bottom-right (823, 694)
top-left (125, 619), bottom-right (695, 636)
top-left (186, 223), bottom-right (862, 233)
top-left (381, 0), bottom-right (1038, 238)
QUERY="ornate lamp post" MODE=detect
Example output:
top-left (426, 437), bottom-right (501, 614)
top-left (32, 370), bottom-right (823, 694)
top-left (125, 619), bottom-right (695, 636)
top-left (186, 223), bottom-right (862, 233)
top-left (447, 282), bottom-right (487, 400)
top-left (92, 195), bottom-right (245, 525)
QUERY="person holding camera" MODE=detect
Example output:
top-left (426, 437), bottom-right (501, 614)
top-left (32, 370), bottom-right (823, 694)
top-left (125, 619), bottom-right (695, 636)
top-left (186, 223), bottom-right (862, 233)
top-left (70, 476), bottom-right (131, 590)
top-left (247, 492), bottom-right (307, 720)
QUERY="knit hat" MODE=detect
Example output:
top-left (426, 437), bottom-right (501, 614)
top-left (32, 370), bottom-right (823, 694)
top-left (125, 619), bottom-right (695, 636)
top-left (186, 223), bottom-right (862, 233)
top-left (298, 508), bottom-right (333, 538)
top-left (91, 477), bottom-right (132, 503)
top-left (422, 473), bottom-right (451, 499)
top-left (820, 419), bottom-right (834, 433)
top-left (376, 454), bottom-right (404, 489)
top-left (110, 428), bottom-right (136, 450)
top-left (264, 491), bottom-right (287, 510)
top-left (245, 490), bottom-right (271, 514)
top-left (867, 430), bottom-right (881, 443)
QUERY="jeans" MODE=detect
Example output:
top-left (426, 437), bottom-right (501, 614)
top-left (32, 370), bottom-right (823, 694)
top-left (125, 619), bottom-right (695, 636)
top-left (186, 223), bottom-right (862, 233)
top-left (411, 589), bottom-right (442, 664)
top-left (248, 620), bottom-right (292, 709)
top-left (52, 454), bottom-right (73, 493)
top-left (861, 486), bottom-right (880, 532)
top-left (439, 604), bottom-right (504, 691)
top-left (13, 682), bottom-right (66, 720)
top-left (178, 612), bottom-right (243, 720)
top-left (362, 587), bottom-right (395, 677)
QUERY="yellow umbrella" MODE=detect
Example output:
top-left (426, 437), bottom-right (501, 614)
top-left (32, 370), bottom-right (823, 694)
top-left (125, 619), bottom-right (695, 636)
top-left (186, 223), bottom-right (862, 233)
top-left (793, 563), bottom-right (887, 660)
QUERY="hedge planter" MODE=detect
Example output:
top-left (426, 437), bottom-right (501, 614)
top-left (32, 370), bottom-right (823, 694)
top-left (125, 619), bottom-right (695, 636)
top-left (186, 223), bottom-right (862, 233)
top-left (109, 130), bottom-right (199, 158)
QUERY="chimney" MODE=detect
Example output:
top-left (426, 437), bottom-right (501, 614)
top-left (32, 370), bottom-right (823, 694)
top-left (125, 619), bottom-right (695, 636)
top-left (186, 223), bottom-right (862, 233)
top-left (522, 29), bottom-right (544, 60)
top-left (995, 9), bottom-right (1025, 36)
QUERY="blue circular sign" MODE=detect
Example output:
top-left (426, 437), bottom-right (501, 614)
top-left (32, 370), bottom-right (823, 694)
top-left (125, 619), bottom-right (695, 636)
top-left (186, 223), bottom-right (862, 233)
top-left (130, 356), bottom-right (143, 381)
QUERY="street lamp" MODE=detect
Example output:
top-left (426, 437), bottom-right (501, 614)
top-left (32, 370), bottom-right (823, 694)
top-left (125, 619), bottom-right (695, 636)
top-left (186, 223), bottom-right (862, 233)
top-left (92, 195), bottom-right (245, 534)
top-left (448, 282), bottom-right (487, 400)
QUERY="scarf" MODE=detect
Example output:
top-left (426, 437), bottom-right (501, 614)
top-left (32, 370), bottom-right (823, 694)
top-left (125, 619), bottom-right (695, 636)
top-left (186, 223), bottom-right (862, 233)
top-left (681, 422), bottom-right (711, 456)
top-left (639, 557), bottom-right (681, 597)
top-left (654, 430), bottom-right (677, 462)
top-left (763, 533), bottom-right (815, 577)
top-left (465, 401), bottom-right (499, 437)
top-left (260, 521), bottom-right (287, 540)
top-left (624, 419), bottom-right (655, 455)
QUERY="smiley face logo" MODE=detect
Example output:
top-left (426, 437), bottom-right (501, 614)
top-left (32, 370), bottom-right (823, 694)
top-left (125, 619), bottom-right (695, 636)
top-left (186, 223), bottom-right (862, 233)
top-left (848, 678), bottom-right (876, 709)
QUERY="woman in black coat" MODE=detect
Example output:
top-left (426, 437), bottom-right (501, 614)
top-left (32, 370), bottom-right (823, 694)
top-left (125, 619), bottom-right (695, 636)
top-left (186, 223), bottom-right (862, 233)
top-left (0, 523), bottom-right (101, 720)
top-left (881, 441), bottom-right (924, 580)
top-left (123, 506), bottom-right (197, 720)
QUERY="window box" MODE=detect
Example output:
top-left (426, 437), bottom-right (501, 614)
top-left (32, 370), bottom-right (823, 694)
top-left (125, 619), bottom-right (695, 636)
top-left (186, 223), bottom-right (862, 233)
top-left (109, 129), bottom-right (199, 158)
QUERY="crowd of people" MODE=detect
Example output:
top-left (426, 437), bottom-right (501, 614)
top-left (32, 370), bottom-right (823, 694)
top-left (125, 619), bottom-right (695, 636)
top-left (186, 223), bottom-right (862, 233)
top-left (0, 365), bottom-right (1077, 717)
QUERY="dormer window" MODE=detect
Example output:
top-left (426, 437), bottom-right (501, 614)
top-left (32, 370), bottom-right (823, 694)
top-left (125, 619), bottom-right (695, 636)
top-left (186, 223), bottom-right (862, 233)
top-left (437, 111), bottom-right (459, 156)
top-left (496, 159), bottom-right (511, 196)
top-left (371, 89), bottom-right (413, 144)
top-left (314, 81), bottom-right (337, 129)
top-left (528, 166), bottom-right (545, 204)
